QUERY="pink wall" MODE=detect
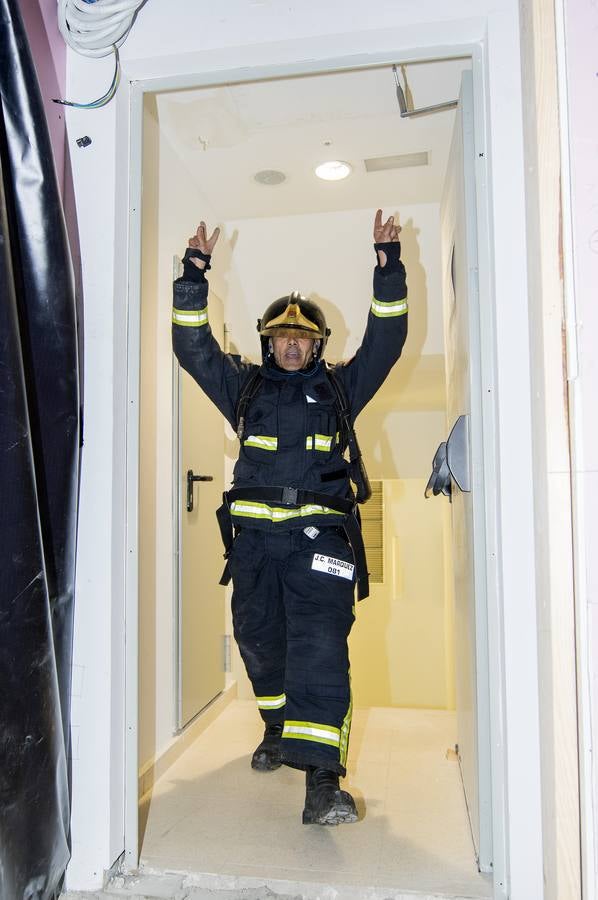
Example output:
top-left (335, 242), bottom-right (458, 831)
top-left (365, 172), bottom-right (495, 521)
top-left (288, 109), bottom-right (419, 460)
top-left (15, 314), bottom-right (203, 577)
top-left (18, 0), bottom-right (66, 195)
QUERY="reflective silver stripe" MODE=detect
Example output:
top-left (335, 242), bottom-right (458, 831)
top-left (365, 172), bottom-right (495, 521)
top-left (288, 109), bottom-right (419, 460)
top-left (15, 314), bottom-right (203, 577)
top-left (306, 433), bottom-right (333, 451)
top-left (229, 501), bottom-right (343, 522)
top-left (172, 307), bottom-right (209, 327)
top-left (244, 435), bottom-right (278, 451)
top-left (314, 433), bottom-right (333, 451)
top-left (370, 297), bottom-right (408, 318)
top-left (282, 721), bottom-right (341, 748)
top-left (256, 694), bottom-right (286, 710)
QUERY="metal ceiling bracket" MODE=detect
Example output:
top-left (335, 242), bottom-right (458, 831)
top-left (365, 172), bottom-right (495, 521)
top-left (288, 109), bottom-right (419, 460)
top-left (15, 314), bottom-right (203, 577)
top-left (393, 65), bottom-right (458, 118)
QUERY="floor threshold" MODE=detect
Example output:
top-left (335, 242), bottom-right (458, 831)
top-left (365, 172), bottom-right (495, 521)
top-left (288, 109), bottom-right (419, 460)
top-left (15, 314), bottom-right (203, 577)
top-left (65, 864), bottom-right (492, 900)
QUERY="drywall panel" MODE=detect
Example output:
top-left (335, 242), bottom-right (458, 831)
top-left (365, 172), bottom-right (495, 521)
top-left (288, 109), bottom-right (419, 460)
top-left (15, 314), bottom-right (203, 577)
top-left (223, 204), bottom-right (443, 363)
top-left (350, 479), bottom-right (452, 709)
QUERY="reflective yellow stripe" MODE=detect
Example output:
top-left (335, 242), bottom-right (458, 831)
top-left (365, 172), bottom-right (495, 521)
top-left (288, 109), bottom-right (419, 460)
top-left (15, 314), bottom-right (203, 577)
top-left (256, 693), bottom-right (286, 710)
top-left (244, 435), bottom-right (278, 451)
top-left (172, 306), bottom-right (209, 327)
top-left (314, 433), bottom-right (333, 451)
top-left (370, 296), bottom-right (408, 318)
top-left (305, 433), bottom-right (334, 452)
top-left (339, 685), bottom-right (353, 768)
top-left (282, 720), bottom-right (341, 748)
top-left (229, 501), bottom-right (343, 523)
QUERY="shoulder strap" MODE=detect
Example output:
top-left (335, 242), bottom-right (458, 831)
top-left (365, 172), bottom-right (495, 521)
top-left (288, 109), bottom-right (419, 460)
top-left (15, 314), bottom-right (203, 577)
top-left (235, 369), bottom-right (264, 441)
top-left (325, 365), bottom-right (350, 452)
top-left (326, 365), bottom-right (372, 504)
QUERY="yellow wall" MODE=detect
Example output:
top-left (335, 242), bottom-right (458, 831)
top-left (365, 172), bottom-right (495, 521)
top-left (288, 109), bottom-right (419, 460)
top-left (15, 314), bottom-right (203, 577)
top-left (349, 479), bottom-right (455, 710)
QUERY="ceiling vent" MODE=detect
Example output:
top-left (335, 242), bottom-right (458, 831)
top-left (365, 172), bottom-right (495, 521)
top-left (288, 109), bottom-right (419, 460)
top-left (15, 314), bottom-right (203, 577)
top-left (364, 151), bottom-right (429, 172)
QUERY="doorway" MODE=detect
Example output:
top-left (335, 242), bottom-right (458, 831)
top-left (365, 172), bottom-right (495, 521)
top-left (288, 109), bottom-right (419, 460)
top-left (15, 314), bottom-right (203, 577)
top-left (129, 50), bottom-right (502, 899)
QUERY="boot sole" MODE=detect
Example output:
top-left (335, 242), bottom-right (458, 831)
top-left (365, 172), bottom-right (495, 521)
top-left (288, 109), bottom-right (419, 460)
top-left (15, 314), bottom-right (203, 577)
top-left (302, 804), bottom-right (358, 826)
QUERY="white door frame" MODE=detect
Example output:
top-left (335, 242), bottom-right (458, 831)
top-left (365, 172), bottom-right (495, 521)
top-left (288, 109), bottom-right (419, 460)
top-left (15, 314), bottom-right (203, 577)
top-left (118, 32), bottom-right (539, 900)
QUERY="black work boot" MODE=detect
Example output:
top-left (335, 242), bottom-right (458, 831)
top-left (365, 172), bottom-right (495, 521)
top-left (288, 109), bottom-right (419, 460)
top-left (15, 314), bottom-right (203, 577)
top-left (302, 766), bottom-right (358, 825)
top-left (251, 722), bottom-right (283, 771)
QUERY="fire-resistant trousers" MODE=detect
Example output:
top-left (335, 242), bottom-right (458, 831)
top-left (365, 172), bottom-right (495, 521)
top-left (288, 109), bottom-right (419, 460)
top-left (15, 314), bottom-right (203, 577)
top-left (229, 525), bottom-right (356, 776)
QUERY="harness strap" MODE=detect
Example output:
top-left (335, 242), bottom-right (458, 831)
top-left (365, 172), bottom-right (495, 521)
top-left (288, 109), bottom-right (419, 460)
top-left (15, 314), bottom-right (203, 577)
top-left (216, 486), bottom-right (370, 600)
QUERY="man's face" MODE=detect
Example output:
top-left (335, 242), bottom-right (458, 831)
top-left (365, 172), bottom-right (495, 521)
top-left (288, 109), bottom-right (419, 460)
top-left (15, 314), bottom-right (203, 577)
top-left (271, 335), bottom-right (317, 371)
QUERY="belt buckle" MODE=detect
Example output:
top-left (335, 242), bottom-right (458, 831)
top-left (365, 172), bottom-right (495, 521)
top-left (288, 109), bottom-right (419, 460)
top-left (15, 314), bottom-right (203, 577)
top-left (282, 486), bottom-right (298, 505)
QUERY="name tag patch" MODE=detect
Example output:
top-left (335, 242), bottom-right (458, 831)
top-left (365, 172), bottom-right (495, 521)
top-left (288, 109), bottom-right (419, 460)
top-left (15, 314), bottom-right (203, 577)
top-left (311, 553), bottom-right (354, 580)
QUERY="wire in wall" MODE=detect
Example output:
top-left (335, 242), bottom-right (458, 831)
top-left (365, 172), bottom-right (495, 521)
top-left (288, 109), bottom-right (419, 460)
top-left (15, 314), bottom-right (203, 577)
top-left (54, 0), bottom-right (148, 109)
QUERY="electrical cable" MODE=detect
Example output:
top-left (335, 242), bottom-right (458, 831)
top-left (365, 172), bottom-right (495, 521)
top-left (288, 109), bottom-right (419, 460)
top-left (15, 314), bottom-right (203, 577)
top-left (53, 45), bottom-right (120, 108)
top-left (53, 0), bottom-right (147, 108)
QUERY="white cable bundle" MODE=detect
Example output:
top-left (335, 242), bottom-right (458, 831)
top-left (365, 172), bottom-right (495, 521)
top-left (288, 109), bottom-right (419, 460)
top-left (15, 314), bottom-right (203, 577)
top-left (57, 0), bottom-right (146, 59)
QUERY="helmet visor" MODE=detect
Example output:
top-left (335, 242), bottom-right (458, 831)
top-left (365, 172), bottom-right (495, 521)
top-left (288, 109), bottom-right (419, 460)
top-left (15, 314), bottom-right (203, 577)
top-left (262, 326), bottom-right (319, 341)
top-left (260, 302), bottom-right (324, 339)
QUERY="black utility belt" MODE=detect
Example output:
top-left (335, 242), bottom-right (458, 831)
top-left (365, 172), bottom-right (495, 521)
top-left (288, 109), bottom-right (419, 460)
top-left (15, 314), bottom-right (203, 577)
top-left (216, 486), bottom-right (370, 601)
top-left (224, 485), bottom-right (355, 516)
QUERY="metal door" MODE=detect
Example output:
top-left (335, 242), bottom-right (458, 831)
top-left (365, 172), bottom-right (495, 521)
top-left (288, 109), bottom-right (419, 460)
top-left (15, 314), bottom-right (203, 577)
top-left (174, 261), bottom-right (226, 729)
top-left (439, 71), bottom-right (492, 869)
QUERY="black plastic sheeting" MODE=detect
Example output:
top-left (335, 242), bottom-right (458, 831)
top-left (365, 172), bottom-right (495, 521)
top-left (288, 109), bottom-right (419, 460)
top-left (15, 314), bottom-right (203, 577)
top-left (0, 1), bottom-right (81, 897)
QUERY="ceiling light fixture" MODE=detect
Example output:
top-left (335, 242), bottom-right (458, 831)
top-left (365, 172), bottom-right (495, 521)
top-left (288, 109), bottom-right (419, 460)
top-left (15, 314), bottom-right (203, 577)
top-left (314, 160), bottom-right (352, 181)
top-left (254, 169), bottom-right (287, 185)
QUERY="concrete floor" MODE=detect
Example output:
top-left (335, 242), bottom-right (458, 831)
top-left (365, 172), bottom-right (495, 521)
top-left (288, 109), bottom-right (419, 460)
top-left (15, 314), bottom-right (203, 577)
top-left (117, 700), bottom-right (492, 899)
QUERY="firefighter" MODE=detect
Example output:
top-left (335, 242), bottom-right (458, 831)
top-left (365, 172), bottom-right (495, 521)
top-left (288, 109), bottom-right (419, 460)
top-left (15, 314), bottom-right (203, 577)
top-left (172, 210), bottom-right (408, 825)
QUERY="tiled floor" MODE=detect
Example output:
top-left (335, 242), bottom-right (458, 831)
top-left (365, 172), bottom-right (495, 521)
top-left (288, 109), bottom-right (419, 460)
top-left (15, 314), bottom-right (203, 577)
top-left (139, 700), bottom-right (492, 899)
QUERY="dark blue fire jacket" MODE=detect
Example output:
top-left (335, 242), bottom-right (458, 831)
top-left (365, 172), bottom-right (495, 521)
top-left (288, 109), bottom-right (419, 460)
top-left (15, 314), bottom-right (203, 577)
top-left (172, 249), bottom-right (408, 532)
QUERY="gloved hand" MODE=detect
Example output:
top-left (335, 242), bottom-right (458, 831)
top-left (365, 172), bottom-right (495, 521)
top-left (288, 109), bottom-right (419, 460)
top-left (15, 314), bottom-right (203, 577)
top-left (374, 241), bottom-right (402, 274)
top-left (182, 247), bottom-right (210, 282)
top-left (183, 221), bottom-right (221, 281)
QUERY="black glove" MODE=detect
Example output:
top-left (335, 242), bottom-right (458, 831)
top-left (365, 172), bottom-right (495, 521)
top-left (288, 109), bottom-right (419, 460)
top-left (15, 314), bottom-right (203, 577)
top-left (182, 247), bottom-right (211, 282)
top-left (374, 241), bottom-right (402, 274)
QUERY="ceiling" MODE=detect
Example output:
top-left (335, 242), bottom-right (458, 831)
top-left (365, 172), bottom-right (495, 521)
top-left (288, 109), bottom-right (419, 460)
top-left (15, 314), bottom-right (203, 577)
top-left (155, 57), bottom-right (472, 220)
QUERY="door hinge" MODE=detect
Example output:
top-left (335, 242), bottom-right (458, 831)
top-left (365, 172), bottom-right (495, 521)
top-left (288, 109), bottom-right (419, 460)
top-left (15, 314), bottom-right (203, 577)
top-left (223, 634), bottom-right (231, 673)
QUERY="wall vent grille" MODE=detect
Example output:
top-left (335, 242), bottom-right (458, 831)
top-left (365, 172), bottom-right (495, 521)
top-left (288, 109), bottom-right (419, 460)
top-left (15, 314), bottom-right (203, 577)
top-left (364, 151), bottom-right (429, 172)
top-left (361, 480), bottom-right (384, 584)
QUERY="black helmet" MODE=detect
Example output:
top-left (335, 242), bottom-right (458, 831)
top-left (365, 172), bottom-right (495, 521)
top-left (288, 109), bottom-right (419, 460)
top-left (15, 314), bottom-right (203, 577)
top-left (257, 291), bottom-right (331, 362)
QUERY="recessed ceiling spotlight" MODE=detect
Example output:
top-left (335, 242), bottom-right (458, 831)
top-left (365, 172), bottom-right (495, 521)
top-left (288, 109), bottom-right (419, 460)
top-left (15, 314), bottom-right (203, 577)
top-left (254, 169), bottom-right (286, 186)
top-left (315, 160), bottom-right (352, 181)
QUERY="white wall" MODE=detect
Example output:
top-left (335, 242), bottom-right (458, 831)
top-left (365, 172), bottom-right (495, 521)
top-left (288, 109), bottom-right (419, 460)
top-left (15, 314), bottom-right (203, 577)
top-left (223, 203), bottom-right (442, 363)
top-left (559, 0), bottom-right (598, 893)
top-left (66, 3), bottom-right (543, 896)
top-left (350, 479), bottom-right (454, 710)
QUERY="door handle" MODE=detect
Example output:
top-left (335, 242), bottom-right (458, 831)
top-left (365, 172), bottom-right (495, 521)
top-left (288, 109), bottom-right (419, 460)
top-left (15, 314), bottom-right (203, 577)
top-left (186, 468), bottom-right (213, 512)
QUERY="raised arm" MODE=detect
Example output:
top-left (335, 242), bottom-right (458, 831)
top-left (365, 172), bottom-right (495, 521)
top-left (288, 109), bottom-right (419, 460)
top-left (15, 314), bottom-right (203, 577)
top-left (172, 222), bottom-right (257, 429)
top-left (332, 209), bottom-right (408, 420)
